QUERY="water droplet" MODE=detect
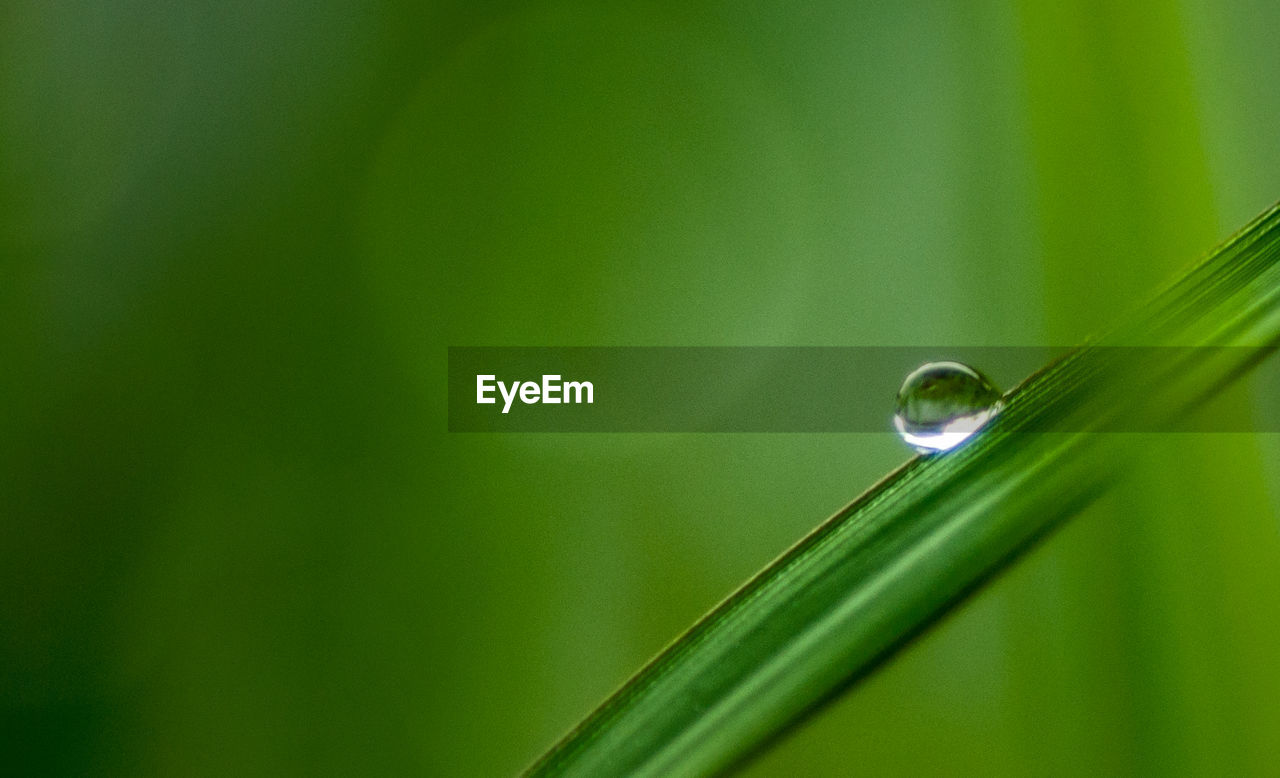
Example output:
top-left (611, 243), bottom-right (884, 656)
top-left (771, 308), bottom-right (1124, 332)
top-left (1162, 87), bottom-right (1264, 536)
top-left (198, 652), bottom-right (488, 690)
top-left (894, 361), bottom-right (1003, 453)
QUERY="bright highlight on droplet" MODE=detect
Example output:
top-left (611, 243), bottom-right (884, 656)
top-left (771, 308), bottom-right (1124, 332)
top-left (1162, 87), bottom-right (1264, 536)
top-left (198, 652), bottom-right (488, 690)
top-left (894, 361), bottom-right (1003, 453)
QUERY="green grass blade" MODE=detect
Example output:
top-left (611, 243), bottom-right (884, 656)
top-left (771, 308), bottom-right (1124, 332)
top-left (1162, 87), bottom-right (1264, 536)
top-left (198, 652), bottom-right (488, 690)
top-left (526, 203), bottom-right (1280, 777)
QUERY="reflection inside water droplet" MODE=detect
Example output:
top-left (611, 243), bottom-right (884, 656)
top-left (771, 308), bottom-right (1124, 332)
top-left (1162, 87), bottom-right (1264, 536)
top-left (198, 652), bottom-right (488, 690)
top-left (894, 361), bottom-right (1003, 453)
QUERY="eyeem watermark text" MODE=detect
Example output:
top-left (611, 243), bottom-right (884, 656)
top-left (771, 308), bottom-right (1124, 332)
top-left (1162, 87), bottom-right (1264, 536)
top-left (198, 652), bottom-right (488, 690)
top-left (476, 374), bottom-right (594, 414)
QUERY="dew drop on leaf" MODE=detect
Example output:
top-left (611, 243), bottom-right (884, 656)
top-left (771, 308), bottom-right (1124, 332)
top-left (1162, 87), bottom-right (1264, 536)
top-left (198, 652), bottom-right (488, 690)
top-left (894, 361), bottom-right (1003, 453)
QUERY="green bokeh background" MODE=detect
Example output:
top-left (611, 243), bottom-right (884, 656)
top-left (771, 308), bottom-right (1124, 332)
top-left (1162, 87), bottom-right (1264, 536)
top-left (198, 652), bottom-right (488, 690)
top-left (4, 1), bottom-right (1280, 775)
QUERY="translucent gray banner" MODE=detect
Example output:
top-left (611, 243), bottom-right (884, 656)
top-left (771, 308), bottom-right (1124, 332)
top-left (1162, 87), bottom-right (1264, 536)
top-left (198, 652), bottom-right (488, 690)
top-left (447, 347), bottom-right (1280, 432)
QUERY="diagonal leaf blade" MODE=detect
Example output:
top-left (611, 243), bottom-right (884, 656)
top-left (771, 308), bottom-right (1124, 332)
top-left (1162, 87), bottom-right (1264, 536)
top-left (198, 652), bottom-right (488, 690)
top-left (526, 203), bottom-right (1280, 777)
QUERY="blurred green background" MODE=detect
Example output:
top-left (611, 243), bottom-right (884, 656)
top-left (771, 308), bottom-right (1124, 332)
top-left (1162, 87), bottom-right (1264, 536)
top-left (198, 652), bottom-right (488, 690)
top-left (4, 1), bottom-right (1280, 775)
